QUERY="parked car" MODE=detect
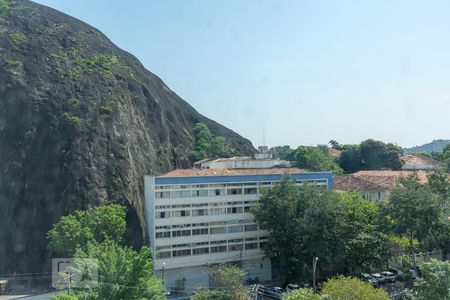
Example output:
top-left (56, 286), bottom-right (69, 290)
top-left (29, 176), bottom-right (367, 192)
top-left (371, 273), bottom-right (387, 284)
top-left (360, 273), bottom-right (379, 287)
top-left (381, 271), bottom-right (396, 283)
top-left (389, 268), bottom-right (407, 281)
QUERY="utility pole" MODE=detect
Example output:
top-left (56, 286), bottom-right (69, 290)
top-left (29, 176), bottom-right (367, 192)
top-left (240, 248), bottom-right (243, 267)
top-left (312, 257), bottom-right (319, 293)
top-left (162, 262), bottom-right (166, 293)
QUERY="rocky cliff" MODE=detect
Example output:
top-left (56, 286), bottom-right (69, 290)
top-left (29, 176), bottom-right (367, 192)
top-left (0, 0), bottom-right (254, 275)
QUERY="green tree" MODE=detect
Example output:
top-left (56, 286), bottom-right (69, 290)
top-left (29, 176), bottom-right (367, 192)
top-left (441, 144), bottom-right (450, 172)
top-left (75, 241), bottom-right (165, 300)
top-left (321, 276), bottom-right (390, 300)
top-left (339, 145), bottom-right (363, 173)
top-left (381, 175), bottom-right (443, 271)
top-left (47, 204), bottom-right (126, 256)
top-left (329, 140), bottom-right (342, 150)
top-left (294, 146), bottom-right (343, 174)
top-left (192, 123), bottom-right (214, 161)
top-left (253, 177), bottom-right (388, 282)
top-left (337, 193), bottom-right (390, 272)
top-left (211, 136), bottom-right (232, 158)
top-left (360, 139), bottom-right (403, 170)
top-left (424, 171), bottom-right (450, 259)
top-left (413, 259), bottom-right (450, 300)
top-left (207, 265), bottom-right (248, 300)
top-left (270, 145), bottom-right (294, 160)
top-left (283, 288), bottom-right (320, 300)
top-left (47, 205), bottom-right (164, 300)
top-left (191, 123), bottom-right (233, 162)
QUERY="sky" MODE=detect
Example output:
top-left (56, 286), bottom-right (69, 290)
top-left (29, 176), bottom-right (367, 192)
top-left (34, 0), bottom-right (450, 148)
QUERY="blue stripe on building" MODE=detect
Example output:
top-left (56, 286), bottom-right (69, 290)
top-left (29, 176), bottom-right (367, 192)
top-left (155, 172), bottom-right (334, 190)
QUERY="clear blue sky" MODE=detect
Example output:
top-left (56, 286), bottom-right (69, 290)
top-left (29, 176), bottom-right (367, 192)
top-left (34, 0), bottom-right (450, 148)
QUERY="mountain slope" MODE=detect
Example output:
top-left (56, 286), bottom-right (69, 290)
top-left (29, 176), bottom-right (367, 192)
top-left (0, 0), bottom-right (254, 276)
top-left (403, 139), bottom-right (450, 154)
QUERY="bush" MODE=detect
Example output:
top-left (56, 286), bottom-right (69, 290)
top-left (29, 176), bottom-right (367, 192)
top-left (98, 105), bottom-right (113, 114)
top-left (10, 31), bottom-right (26, 44)
top-left (321, 276), bottom-right (390, 300)
top-left (0, 0), bottom-right (9, 15)
top-left (49, 294), bottom-right (79, 300)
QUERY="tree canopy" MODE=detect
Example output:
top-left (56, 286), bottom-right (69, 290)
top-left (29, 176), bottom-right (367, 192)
top-left (413, 259), bottom-right (450, 300)
top-left (252, 177), bottom-right (388, 282)
top-left (321, 276), bottom-right (390, 300)
top-left (191, 123), bottom-right (233, 162)
top-left (360, 139), bottom-right (403, 170)
top-left (294, 145), bottom-right (343, 174)
top-left (47, 205), bottom-right (165, 300)
top-left (47, 204), bottom-right (126, 256)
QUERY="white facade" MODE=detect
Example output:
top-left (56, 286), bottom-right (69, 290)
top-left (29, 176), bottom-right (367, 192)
top-left (144, 172), bottom-right (333, 293)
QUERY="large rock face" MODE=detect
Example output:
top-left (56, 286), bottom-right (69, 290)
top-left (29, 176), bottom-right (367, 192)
top-left (0, 0), bottom-right (254, 275)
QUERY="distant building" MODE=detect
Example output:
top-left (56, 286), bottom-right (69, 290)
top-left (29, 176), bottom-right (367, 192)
top-left (144, 168), bottom-right (333, 292)
top-left (194, 146), bottom-right (291, 170)
top-left (401, 153), bottom-right (443, 171)
top-left (334, 170), bottom-right (429, 200)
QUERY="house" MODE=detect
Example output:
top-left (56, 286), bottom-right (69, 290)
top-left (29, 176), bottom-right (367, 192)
top-left (334, 170), bottom-right (429, 200)
top-left (144, 168), bottom-right (333, 292)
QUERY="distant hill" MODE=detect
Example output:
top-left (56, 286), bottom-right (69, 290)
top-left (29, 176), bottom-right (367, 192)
top-left (403, 139), bottom-right (450, 154)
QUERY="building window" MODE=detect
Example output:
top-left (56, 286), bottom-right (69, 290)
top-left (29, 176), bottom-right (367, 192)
top-left (244, 188), bottom-right (257, 195)
top-left (210, 227), bottom-right (226, 234)
top-left (227, 207), bottom-right (243, 214)
top-left (260, 242), bottom-right (267, 249)
top-left (192, 228), bottom-right (209, 235)
top-left (228, 244), bottom-right (243, 252)
top-left (210, 208), bottom-right (226, 215)
top-left (192, 209), bottom-right (208, 216)
top-left (228, 225), bottom-right (243, 233)
top-left (193, 247), bottom-right (209, 255)
top-left (171, 190), bottom-right (191, 198)
top-left (156, 251), bottom-right (171, 259)
top-left (155, 191), bottom-right (170, 199)
top-left (155, 231), bottom-right (171, 239)
top-left (210, 189), bottom-right (226, 196)
top-left (172, 249), bottom-right (191, 257)
top-left (245, 243), bottom-right (258, 250)
top-left (244, 206), bottom-right (251, 213)
top-left (192, 190), bottom-right (208, 197)
top-left (155, 211), bottom-right (170, 219)
top-left (172, 230), bottom-right (191, 237)
top-left (245, 224), bottom-right (258, 232)
top-left (211, 245), bottom-right (227, 253)
top-left (172, 210), bottom-right (190, 217)
top-left (227, 188), bottom-right (242, 195)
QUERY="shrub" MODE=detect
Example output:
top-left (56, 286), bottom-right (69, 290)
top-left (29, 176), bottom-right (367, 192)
top-left (10, 31), bottom-right (26, 44)
top-left (98, 105), bottom-right (113, 114)
top-left (5, 59), bottom-right (21, 69)
top-left (0, 0), bottom-right (9, 15)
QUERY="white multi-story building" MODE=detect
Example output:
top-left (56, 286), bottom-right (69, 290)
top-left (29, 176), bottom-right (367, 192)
top-left (144, 168), bottom-right (333, 292)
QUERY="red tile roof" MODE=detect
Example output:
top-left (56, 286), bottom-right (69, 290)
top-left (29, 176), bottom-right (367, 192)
top-left (334, 170), bottom-right (430, 191)
top-left (401, 154), bottom-right (443, 169)
top-left (162, 168), bottom-right (304, 177)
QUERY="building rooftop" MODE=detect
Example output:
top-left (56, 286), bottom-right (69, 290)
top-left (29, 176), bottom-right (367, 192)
top-left (401, 153), bottom-right (443, 169)
top-left (334, 170), bottom-right (430, 191)
top-left (162, 167), bottom-right (305, 177)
